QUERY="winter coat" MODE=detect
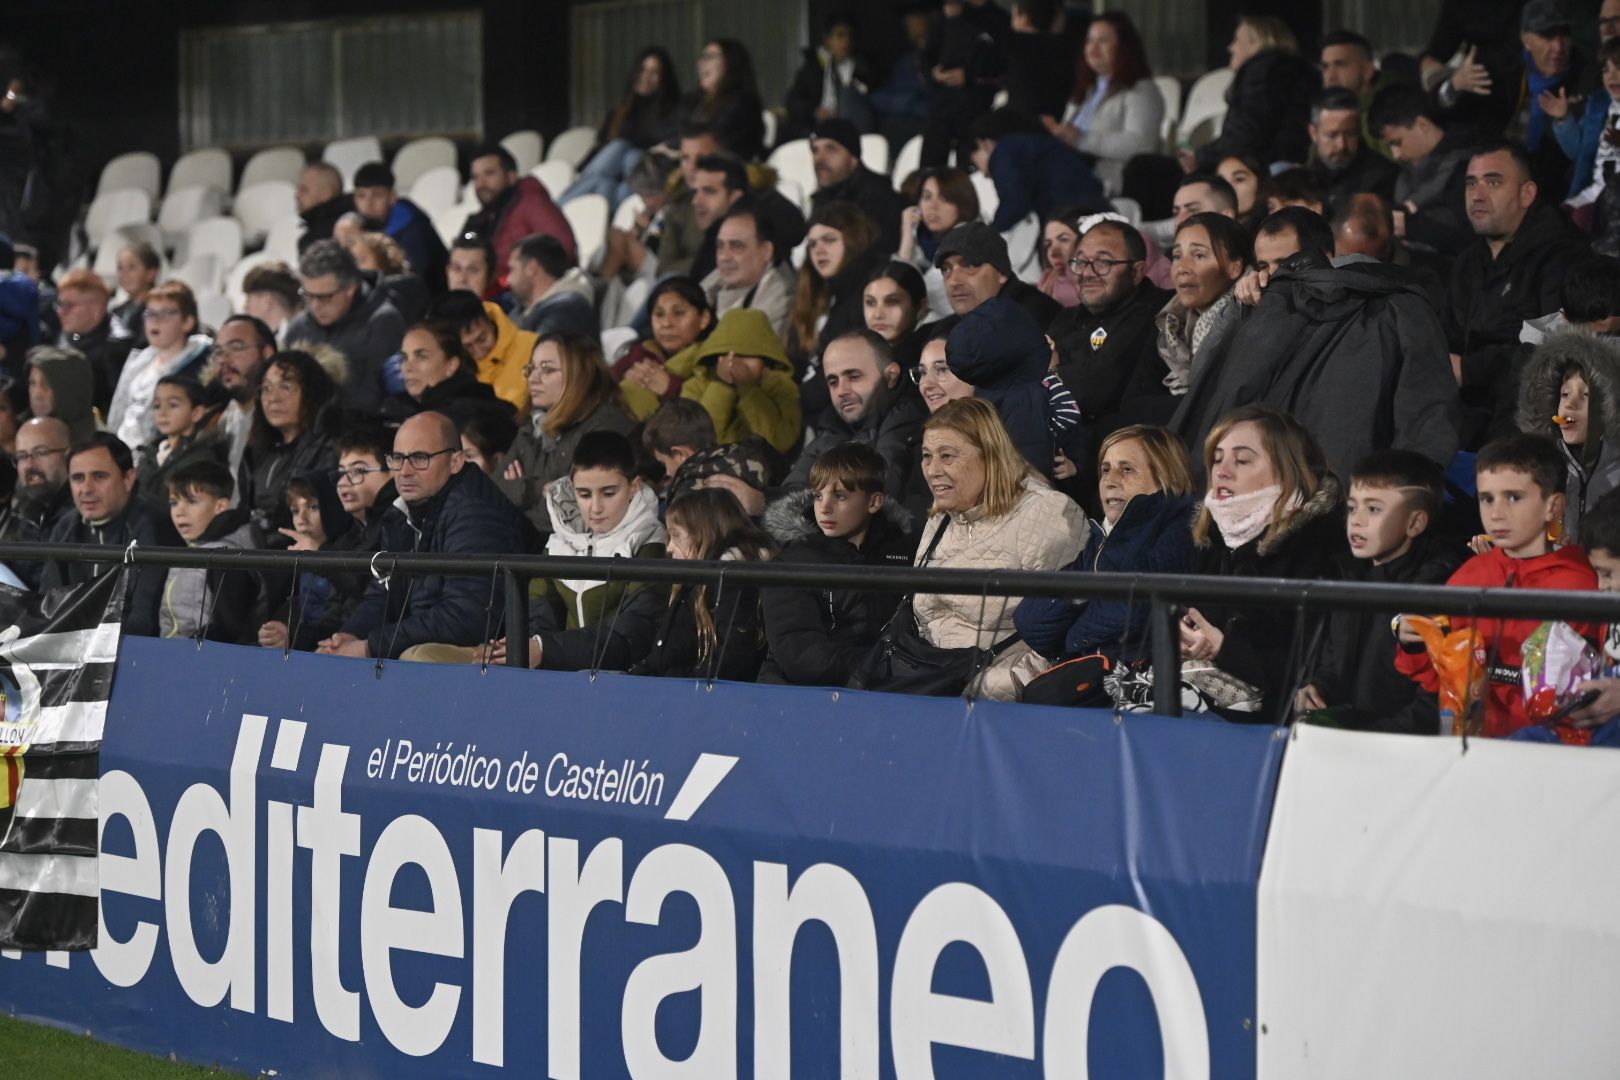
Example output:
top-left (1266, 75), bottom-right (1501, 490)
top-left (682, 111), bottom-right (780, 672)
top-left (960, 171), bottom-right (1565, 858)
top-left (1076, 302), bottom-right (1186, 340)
top-left (759, 490), bottom-right (917, 686)
top-left (261, 474), bottom-right (374, 652)
top-left (237, 402), bottom-right (343, 546)
top-left (913, 477), bottom-right (1089, 701)
top-left (1014, 490), bottom-right (1199, 663)
top-left (108, 334), bottom-right (213, 447)
top-left (1073, 78), bottom-right (1166, 196)
top-left (1191, 475), bottom-right (1347, 723)
top-left (159, 507), bottom-right (259, 644)
top-left (613, 339), bottom-right (695, 422)
top-left (477, 301), bottom-right (537, 414)
top-left (383, 197), bottom-right (449, 295)
top-left (810, 167), bottom-right (906, 256)
top-left (983, 133), bottom-right (1107, 234)
top-left (297, 193), bottom-right (356, 253)
top-left (283, 275), bottom-right (406, 413)
top-left (1307, 534), bottom-right (1464, 735)
top-left (133, 424), bottom-right (230, 524)
top-left (629, 548), bottom-right (770, 682)
top-left (494, 403), bottom-right (637, 537)
top-left (1396, 545), bottom-right (1599, 738)
top-left (1305, 145), bottom-right (1399, 211)
top-left (1172, 254), bottom-right (1461, 481)
top-left (1194, 48), bottom-right (1317, 171)
top-left (342, 462), bottom-right (527, 658)
top-left (515, 269), bottom-right (598, 338)
top-left (1395, 127), bottom-right (1473, 257)
top-left (379, 364), bottom-right (515, 431)
top-left (1516, 330), bottom-right (1620, 544)
top-left (703, 261), bottom-right (796, 343)
top-left (947, 294), bottom-right (1060, 477)
top-left (40, 498), bottom-right (181, 637)
top-left (783, 46), bottom-right (877, 135)
top-left (679, 308), bottom-right (803, 454)
top-left (27, 343), bottom-right (99, 442)
top-left (0, 481), bottom-right (75, 588)
top-left (784, 387), bottom-right (929, 503)
top-left (58, 315), bottom-right (132, 414)
top-left (531, 478), bottom-right (667, 635)
top-left (459, 176), bottom-right (577, 270)
top-left (1052, 280), bottom-right (1175, 429)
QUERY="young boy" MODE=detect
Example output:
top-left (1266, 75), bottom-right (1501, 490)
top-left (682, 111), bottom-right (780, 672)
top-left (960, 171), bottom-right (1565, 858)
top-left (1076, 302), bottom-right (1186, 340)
top-left (758, 442), bottom-right (917, 686)
top-left (1299, 450), bottom-right (1463, 733)
top-left (1396, 434), bottom-right (1599, 738)
top-left (161, 459), bottom-right (258, 644)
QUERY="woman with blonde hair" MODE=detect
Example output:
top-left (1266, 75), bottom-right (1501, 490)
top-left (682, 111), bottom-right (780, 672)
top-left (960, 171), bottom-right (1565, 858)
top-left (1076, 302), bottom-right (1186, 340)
top-left (496, 331), bottom-right (635, 536)
top-left (1191, 15), bottom-right (1316, 171)
top-left (908, 397), bottom-right (1088, 700)
top-left (1016, 424), bottom-right (1200, 690)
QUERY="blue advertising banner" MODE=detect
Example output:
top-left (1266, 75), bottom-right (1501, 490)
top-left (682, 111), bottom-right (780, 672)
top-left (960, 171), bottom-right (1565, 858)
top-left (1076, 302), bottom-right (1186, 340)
top-left (0, 638), bottom-right (1284, 1078)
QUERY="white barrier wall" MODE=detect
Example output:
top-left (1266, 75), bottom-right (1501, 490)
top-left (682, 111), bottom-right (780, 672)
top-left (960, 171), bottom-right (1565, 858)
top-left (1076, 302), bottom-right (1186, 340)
top-left (1258, 724), bottom-right (1620, 1079)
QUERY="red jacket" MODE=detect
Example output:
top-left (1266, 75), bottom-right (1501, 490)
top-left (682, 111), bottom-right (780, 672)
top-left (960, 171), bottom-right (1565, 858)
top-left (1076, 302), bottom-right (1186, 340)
top-left (1396, 545), bottom-right (1599, 737)
top-left (492, 177), bottom-right (577, 271)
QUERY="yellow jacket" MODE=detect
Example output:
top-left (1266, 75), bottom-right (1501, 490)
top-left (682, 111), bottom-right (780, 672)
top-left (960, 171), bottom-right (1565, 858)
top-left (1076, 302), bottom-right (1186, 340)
top-left (479, 303), bottom-right (536, 413)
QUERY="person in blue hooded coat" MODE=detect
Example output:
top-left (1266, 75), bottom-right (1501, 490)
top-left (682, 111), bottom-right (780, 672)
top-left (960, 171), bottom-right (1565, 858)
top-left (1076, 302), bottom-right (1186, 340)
top-left (945, 292), bottom-right (1060, 478)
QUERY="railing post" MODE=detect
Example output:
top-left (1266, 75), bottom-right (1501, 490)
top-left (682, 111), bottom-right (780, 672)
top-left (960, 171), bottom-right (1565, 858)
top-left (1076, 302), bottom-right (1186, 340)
top-left (504, 569), bottom-right (527, 668)
top-left (1150, 597), bottom-right (1181, 718)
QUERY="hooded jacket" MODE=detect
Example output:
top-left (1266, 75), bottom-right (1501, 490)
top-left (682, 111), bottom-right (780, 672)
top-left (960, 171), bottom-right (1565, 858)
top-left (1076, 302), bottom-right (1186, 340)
top-left (784, 385), bottom-right (930, 503)
top-left (108, 333), bottom-right (213, 447)
top-left (1172, 254), bottom-right (1460, 481)
top-left (27, 344), bottom-right (98, 442)
top-left (1516, 330), bottom-right (1620, 544)
top-left (532, 477), bottom-right (666, 634)
top-left (495, 402), bottom-right (637, 537)
top-left (946, 295), bottom-right (1058, 477)
top-left (758, 490), bottom-right (917, 686)
top-left (266, 477), bottom-right (394, 653)
top-left (160, 506), bottom-right (258, 644)
top-left (478, 301), bottom-right (537, 413)
top-left (58, 314), bottom-right (132, 414)
top-left (133, 422), bottom-right (230, 524)
top-left (342, 461), bottom-right (527, 658)
top-left (283, 274), bottom-right (406, 413)
top-left (678, 308), bottom-right (803, 454)
top-left (1194, 48), bottom-right (1317, 171)
top-left (1015, 490), bottom-right (1199, 663)
top-left (379, 364), bottom-right (515, 431)
top-left (238, 396), bottom-right (345, 547)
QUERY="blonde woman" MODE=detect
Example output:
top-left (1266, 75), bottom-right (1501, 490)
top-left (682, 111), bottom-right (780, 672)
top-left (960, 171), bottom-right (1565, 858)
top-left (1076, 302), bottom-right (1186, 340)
top-left (1191, 15), bottom-right (1317, 171)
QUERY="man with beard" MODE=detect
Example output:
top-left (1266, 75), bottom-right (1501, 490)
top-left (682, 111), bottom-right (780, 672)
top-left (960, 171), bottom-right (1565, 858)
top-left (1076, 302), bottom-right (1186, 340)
top-left (352, 161), bottom-right (448, 296)
top-left (210, 315), bottom-right (276, 478)
top-left (808, 118), bottom-right (905, 254)
top-left (458, 144), bottom-right (576, 275)
top-left (1304, 87), bottom-right (1398, 211)
top-left (0, 415), bottom-right (72, 587)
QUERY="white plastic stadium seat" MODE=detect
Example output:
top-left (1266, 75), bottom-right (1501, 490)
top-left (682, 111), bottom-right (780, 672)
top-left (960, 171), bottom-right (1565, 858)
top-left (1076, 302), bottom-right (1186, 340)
top-left (531, 161), bottom-right (576, 201)
top-left (1002, 213), bottom-right (1042, 285)
top-left (545, 126), bottom-right (598, 169)
top-left (600, 326), bottom-right (638, 362)
top-left (158, 185), bottom-right (226, 249)
top-left (233, 180), bottom-right (297, 246)
top-left (892, 134), bottom-right (924, 190)
top-left (775, 176), bottom-right (806, 213)
top-left (861, 134), bottom-right (890, 176)
top-left (196, 291), bottom-right (232, 332)
top-left (167, 147), bottom-right (232, 198)
top-left (176, 216), bottom-right (244, 272)
top-left (611, 193), bottom-right (646, 233)
top-left (263, 216), bottom-right (305, 264)
top-left (323, 136), bottom-right (384, 189)
top-left (391, 136), bottom-right (456, 193)
top-left (409, 165), bottom-right (461, 218)
top-left (85, 189), bottom-right (153, 250)
top-left (226, 251), bottom-right (279, 312)
top-left (1179, 68), bottom-right (1234, 149)
top-left (1109, 197), bottom-right (1143, 226)
top-left (761, 109), bottom-right (778, 153)
top-left (563, 193), bottom-right (610, 270)
top-left (971, 172), bottom-right (999, 224)
top-left (1154, 76), bottom-right (1183, 152)
top-left (501, 129), bottom-right (544, 174)
top-left (767, 139), bottom-right (816, 203)
top-left (433, 201), bottom-right (480, 249)
top-left (237, 146), bottom-right (305, 195)
top-left (93, 223), bottom-right (167, 285)
top-left (171, 253), bottom-right (221, 296)
top-left (97, 152), bottom-right (161, 201)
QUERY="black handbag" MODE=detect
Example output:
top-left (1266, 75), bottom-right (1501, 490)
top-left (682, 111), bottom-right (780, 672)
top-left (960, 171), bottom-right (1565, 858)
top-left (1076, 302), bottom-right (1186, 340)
top-left (850, 518), bottom-right (1022, 697)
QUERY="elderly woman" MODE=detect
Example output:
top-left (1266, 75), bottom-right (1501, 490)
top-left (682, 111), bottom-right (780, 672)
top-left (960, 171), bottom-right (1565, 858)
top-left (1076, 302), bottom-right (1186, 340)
top-left (912, 397), bottom-right (1088, 700)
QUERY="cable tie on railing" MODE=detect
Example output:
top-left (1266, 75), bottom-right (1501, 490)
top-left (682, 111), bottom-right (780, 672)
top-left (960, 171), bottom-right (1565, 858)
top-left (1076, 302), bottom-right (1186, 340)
top-left (369, 550), bottom-right (391, 589)
top-left (123, 539), bottom-right (137, 565)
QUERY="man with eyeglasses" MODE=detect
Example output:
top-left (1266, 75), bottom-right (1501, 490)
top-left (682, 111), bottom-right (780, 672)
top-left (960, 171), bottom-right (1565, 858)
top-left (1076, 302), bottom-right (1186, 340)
top-left (0, 417), bottom-right (75, 587)
top-left (212, 314), bottom-right (277, 478)
top-left (52, 269), bottom-right (130, 413)
top-left (283, 239), bottom-right (404, 414)
top-left (318, 412), bottom-right (525, 660)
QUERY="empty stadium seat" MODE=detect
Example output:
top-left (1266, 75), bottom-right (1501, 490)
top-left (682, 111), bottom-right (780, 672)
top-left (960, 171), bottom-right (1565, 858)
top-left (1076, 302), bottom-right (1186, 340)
top-left (1178, 68), bottom-right (1234, 149)
top-left (196, 291), bottom-right (233, 332)
top-left (238, 146), bottom-right (305, 195)
top-left (409, 165), bottom-right (461, 217)
top-left (166, 147), bottom-right (232, 198)
top-left (892, 135), bottom-right (924, 189)
top-left (531, 160), bottom-right (576, 201)
top-left (263, 216), bottom-right (305, 264)
top-left (323, 136), bottom-right (384, 189)
top-left (971, 172), bottom-right (999, 224)
top-left (611, 193), bottom-right (646, 233)
top-left (600, 325), bottom-right (639, 362)
top-left (171, 253), bottom-right (222, 296)
top-left (545, 126), bottom-right (598, 169)
top-left (432, 201), bottom-right (479, 248)
top-left (1004, 213), bottom-right (1042, 284)
top-left (85, 189), bottom-right (153, 251)
top-left (391, 136), bottom-right (456, 192)
top-left (1154, 76), bottom-right (1183, 152)
top-left (501, 129), bottom-right (544, 174)
top-left (1109, 196), bottom-right (1143, 225)
top-left (563, 194), bottom-right (609, 270)
top-left (775, 175), bottom-right (807, 213)
top-left (861, 134), bottom-right (890, 176)
top-left (233, 180), bottom-right (298, 245)
top-left (157, 185), bottom-right (227, 249)
top-left (96, 152), bottom-right (161, 201)
top-left (176, 216), bottom-right (244, 273)
top-left (767, 139), bottom-right (815, 202)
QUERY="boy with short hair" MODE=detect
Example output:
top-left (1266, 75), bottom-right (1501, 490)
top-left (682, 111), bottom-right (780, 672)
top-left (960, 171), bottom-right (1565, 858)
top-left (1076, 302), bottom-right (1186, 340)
top-left (1299, 450), bottom-right (1463, 733)
top-left (161, 459), bottom-right (258, 644)
top-left (1396, 434), bottom-right (1599, 737)
top-left (759, 442), bottom-right (917, 686)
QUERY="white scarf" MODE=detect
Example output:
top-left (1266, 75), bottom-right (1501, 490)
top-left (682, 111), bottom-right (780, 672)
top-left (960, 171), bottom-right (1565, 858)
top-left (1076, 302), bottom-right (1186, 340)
top-left (1205, 483), bottom-right (1283, 550)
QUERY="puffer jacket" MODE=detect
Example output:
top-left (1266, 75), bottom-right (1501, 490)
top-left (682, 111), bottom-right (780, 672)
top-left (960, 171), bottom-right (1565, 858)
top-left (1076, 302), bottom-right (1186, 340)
top-left (283, 274), bottom-right (406, 413)
top-left (494, 403), bottom-right (637, 537)
top-left (159, 507), bottom-right (258, 643)
top-left (913, 477), bottom-right (1089, 701)
top-left (784, 386), bottom-right (930, 503)
top-left (478, 301), bottom-right (537, 414)
top-left (1193, 47), bottom-right (1316, 171)
top-left (946, 294), bottom-right (1058, 478)
top-left (532, 478), bottom-right (666, 633)
top-left (1517, 329), bottom-right (1620, 544)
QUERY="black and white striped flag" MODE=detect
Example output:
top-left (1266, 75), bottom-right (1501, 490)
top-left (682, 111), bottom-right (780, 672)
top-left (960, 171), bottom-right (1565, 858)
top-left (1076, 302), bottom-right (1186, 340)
top-left (0, 569), bottom-right (125, 951)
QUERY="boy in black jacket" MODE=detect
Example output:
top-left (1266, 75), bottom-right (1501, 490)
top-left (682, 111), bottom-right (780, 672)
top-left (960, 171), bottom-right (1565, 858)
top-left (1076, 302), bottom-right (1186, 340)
top-left (759, 442), bottom-right (917, 686)
top-left (1298, 449), bottom-right (1464, 733)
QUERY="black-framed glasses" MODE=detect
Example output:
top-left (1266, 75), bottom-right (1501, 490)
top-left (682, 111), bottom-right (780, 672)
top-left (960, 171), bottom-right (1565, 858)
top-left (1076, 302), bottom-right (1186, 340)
top-left (383, 448), bottom-right (458, 470)
top-left (331, 464), bottom-right (390, 485)
top-left (11, 446), bottom-right (66, 465)
top-left (1068, 255), bottom-right (1140, 278)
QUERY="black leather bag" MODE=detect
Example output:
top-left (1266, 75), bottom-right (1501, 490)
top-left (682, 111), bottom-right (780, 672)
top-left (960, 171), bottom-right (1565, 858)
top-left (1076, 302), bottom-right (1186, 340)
top-left (850, 519), bottom-right (1021, 697)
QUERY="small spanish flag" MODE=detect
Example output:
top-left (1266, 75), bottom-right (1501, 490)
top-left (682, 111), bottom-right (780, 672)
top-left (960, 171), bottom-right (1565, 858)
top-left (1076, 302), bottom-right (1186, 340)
top-left (0, 744), bottom-right (22, 812)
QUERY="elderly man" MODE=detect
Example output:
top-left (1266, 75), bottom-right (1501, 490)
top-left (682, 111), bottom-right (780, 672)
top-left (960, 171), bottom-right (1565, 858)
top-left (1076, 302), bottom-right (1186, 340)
top-left (295, 162), bottom-right (354, 254)
top-left (52, 268), bottom-right (130, 411)
top-left (808, 117), bottom-right (905, 253)
top-left (283, 239), bottom-right (405, 412)
top-left (320, 412), bottom-right (526, 659)
top-left (702, 203), bottom-right (795, 339)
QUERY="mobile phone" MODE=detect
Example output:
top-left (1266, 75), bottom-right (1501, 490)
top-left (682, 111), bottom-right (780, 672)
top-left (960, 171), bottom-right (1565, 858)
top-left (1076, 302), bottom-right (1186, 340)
top-left (1549, 688), bottom-right (1602, 724)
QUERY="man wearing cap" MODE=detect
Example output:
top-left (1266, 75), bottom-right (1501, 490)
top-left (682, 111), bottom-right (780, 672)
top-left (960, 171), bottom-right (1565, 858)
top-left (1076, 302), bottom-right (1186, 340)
top-left (352, 161), bottom-right (449, 296)
top-left (809, 118), bottom-right (905, 254)
top-left (933, 221), bottom-right (1061, 331)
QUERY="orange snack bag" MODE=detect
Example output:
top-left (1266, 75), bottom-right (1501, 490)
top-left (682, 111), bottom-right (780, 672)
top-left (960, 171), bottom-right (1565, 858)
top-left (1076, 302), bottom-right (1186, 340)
top-left (1408, 616), bottom-right (1484, 736)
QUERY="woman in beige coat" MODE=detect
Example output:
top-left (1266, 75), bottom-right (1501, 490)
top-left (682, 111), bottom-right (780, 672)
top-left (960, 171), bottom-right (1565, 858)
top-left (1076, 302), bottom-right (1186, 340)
top-left (914, 398), bottom-right (1089, 700)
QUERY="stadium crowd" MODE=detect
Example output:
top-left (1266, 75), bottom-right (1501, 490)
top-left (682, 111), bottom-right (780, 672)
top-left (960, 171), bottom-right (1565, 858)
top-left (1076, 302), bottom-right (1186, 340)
top-left (3, 0), bottom-right (1620, 740)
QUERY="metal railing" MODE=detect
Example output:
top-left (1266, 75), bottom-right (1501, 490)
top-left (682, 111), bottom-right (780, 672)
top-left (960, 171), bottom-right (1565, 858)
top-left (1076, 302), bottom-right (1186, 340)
top-left (7, 540), bottom-right (1619, 720)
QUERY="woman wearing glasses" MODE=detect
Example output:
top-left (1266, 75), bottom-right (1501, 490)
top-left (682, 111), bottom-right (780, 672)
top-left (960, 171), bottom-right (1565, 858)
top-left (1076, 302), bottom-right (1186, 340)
top-left (107, 280), bottom-right (213, 449)
top-left (237, 350), bottom-right (343, 548)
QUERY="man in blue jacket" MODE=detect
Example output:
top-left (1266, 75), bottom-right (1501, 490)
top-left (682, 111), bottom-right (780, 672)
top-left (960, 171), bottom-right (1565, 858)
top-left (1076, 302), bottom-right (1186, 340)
top-left (353, 162), bottom-right (450, 296)
top-left (320, 412), bottom-right (525, 660)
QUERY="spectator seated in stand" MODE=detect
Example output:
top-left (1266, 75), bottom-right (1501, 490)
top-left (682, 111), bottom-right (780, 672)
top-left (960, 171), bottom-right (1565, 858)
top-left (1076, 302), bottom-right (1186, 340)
top-left (159, 458), bottom-right (258, 645)
top-left (379, 320), bottom-right (514, 430)
top-left (283, 240), bottom-right (406, 414)
top-left (613, 277), bottom-right (715, 422)
top-left (428, 287), bottom-right (535, 414)
top-left (352, 161), bottom-right (449, 295)
top-left (809, 117), bottom-right (905, 253)
top-left (969, 108), bottom-right (1107, 236)
top-left (460, 144), bottom-right (578, 272)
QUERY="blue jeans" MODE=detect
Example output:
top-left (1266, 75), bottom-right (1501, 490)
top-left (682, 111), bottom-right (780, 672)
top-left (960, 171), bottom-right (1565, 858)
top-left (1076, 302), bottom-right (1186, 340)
top-left (560, 138), bottom-right (643, 209)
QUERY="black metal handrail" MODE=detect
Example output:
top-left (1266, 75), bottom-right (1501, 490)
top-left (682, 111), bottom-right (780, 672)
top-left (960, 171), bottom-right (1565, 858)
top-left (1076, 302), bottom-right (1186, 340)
top-left (8, 540), bottom-right (1617, 719)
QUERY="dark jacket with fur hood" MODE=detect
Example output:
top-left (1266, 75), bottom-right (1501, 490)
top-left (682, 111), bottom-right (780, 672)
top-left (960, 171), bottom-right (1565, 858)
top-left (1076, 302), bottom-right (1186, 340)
top-left (1517, 330), bottom-right (1620, 545)
top-left (757, 490), bottom-right (917, 687)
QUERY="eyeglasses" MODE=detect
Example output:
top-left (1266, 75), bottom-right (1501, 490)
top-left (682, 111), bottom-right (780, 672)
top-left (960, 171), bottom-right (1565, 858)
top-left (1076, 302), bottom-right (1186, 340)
top-left (143, 307), bottom-right (184, 321)
top-left (12, 446), bottom-right (66, 465)
top-left (522, 362), bottom-right (562, 378)
top-left (259, 380), bottom-right (299, 399)
top-left (332, 464), bottom-right (389, 485)
top-left (910, 361), bottom-right (951, 384)
top-left (211, 340), bottom-right (260, 358)
top-left (299, 285), bottom-right (346, 303)
top-left (383, 448), bottom-right (458, 470)
top-left (53, 297), bottom-right (87, 312)
top-left (1067, 256), bottom-right (1141, 278)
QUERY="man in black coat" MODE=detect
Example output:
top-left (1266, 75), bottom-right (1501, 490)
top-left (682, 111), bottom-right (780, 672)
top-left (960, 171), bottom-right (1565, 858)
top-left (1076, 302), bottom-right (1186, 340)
top-left (283, 240), bottom-right (406, 414)
top-left (295, 163), bottom-right (355, 255)
top-left (808, 118), bottom-right (905, 255)
top-left (320, 412), bottom-right (526, 660)
top-left (1304, 87), bottom-right (1399, 212)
